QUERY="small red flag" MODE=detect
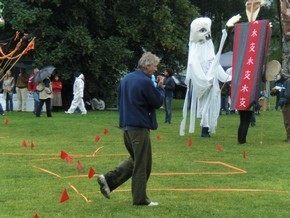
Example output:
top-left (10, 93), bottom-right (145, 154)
top-left (65, 155), bottom-right (73, 163)
top-left (30, 141), bottom-right (35, 149)
top-left (187, 138), bottom-right (193, 146)
top-left (103, 128), bottom-right (109, 135)
top-left (34, 213), bottom-right (39, 218)
top-left (243, 151), bottom-right (247, 159)
top-left (59, 188), bottom-right (69, 203)
top-left (4, 118), bottom-right (9, 125)
top-left (217, 144), bottom-right (222, 151)
top-left (88, 167), bottom-right (95, 179)
top-left (157, 134), bottom-right (161, 140)
top-left (77, 161), bottom-right (83, 171)
top-left (22, 140), bottom-right (27, 148)
top-left (94, 135), bottom-right (100, 143)
top-left (60, 150), bottom-right (68, 159)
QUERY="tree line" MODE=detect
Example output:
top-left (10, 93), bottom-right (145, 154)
top-left (1, 0), bottom-right (281, 105)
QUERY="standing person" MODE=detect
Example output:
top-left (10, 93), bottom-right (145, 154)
top-left (35, 77), bottom-right (52, 117)
top-left (2, 70), bottom-right (14, 112)
top-left (279, 76), bottom-right (290, 142)
top-left (15, 68), bottom-right (29, 112)
top-left (51, 75), bottom-right (63, 111)
top-left (97, 52), bottom-right (164, 206)
top-left (28, 68), bottom-right (40, 114)
top-left (271, 74), bottom-right (284, 111)
top-left (65, 73), bottom-right (87, 115)
top-left (162, 68), bottom-right (175, 124)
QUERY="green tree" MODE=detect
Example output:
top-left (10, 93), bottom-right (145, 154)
top-left (2, 0), bottom-right (198, 105)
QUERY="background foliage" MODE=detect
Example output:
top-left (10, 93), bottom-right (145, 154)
top-left (0, 0), bottom-right (281, 105)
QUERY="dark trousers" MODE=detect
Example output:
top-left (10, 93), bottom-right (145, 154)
top-left (282, 104), bottom-right (290, 140)
top-left (164, 96), bottom-right (172, 123)
top-left (238, 110), bottom-right (252, 144)
top-left (5, 93), bottom-right (13, 111)
top-left (36, 98), bottom-right (52, 117)
top-left (220, 95), bottom-right (229, 115)
top-left (104, 129), bottom-right (152, 205)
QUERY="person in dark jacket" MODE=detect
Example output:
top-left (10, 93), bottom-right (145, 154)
top-left (279, 76), bottom-right (290, 142)
top-left (163, 68), bottom-right (175, 124)
top-left (97, 52), bottom-right (164, 206)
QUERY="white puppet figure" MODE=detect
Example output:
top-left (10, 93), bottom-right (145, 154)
top-left (180, 15), bottom-right (241, 137)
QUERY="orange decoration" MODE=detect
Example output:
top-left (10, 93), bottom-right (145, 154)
top-left (59, 188), bottom-right (69, 203)
top-left (103, 128), bottom-right (109, 135)
top-left (157, 134), bottom-right (161, 140)
top-left (60, 150), bottom-right (68, 159)
top-left (217, 145), bottom-right (222, 151)
top-left (187, 138), bottom-right (193, 146)
top-left (94, 135), bottom-right (100, 143)
top-left (77, 161), bottom-right (83, 171)
top-left (30, 141), bottom-right (35, 149)
top-left (88, 167), bottom-right (95, 179)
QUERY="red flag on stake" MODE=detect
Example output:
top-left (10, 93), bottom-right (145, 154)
top-left (30, 141), bottom-right (35, 149)
top-left (157, 134), bottom-right (161, 140)
top-left (77, 161), bottom-right (83, 171)
top-left (94, 135), bottom-right (100, 143)
top-left (59, 188), bottom-right (69, 203)
top-left (22, 140), bottom-right (27, 148)
top-left (4, 118), bottom-right (9, 125)
top-left (65, 155), bottom-right (73, 163)
top-left (243, 151), bottom-right (247, 159)
top-left (217, 144), bottom-right (222, 151)
top-left (187, 138), bottom-right (193, 146)
top-left (60, 150), bottom-right (68, 159)
top-left (88, 167), bottom-right (95, 179)
top-left (103, 128), bottom-right (109, 135)
top-left (34, 213), bottom-right (39, 218)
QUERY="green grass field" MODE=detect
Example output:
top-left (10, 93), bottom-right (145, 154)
top-left (1, 99), bottom-right (290, 218)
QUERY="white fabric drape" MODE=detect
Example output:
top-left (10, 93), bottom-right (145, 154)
top-left (180, 29), bottom-right (231, 136)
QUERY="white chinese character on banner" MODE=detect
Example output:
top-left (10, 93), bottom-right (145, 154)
top-left (247, 57), bottom-right (254, 65)
top-left (241, 84), bottom-right (249, 93)
top-left (251, 29), bottom-right (258, 37)
top-left (239, 97), bottom-right (247, 108)
top-left (244, 70), bottom-right (251, 80)
top-left (249, 42), bottom-right (256, 52)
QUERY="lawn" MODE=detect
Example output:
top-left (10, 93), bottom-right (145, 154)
top-left (1, 99), bottom-right (290, 218)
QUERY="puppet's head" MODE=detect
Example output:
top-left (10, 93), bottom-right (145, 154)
top-left (189, 17), bottom-right (211, 43)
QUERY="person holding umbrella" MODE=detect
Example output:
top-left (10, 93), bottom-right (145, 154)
top-left (35, 76), bottom-right (52, 117)
top-left (34, 66), bottom-right (56, 117)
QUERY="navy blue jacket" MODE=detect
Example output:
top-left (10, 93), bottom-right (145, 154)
top-left (118, 69), bottom-right (164, 130)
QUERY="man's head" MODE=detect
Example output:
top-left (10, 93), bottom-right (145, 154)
top-left (138, 52), bottom-right (160, 76)
top-left (33, 68), bottom-right (39, 75)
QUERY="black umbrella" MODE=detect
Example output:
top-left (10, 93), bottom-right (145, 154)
top-left (34, 65), bottom-right (56, 82)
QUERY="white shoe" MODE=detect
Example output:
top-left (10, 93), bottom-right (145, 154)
top-left (81, 112), bottom-right (87, 115)
top-left (97, 175), bottom-right (111, 199)
top-left (147, 202), bottom-right (159, 206)
top-left (65, 111), bottom-right (72, 114)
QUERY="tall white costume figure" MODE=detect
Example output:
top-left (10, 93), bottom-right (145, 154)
top-left (180, 15), bottom-right (241, 137)
top-left (65, 73), bottom-right (87, 115)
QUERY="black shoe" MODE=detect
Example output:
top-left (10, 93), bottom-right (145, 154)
top-left (97, 175), bottom-right (111, 199)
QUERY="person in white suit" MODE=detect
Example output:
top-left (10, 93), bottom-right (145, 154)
top-left (65, 73), bottom-right (87, 115)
